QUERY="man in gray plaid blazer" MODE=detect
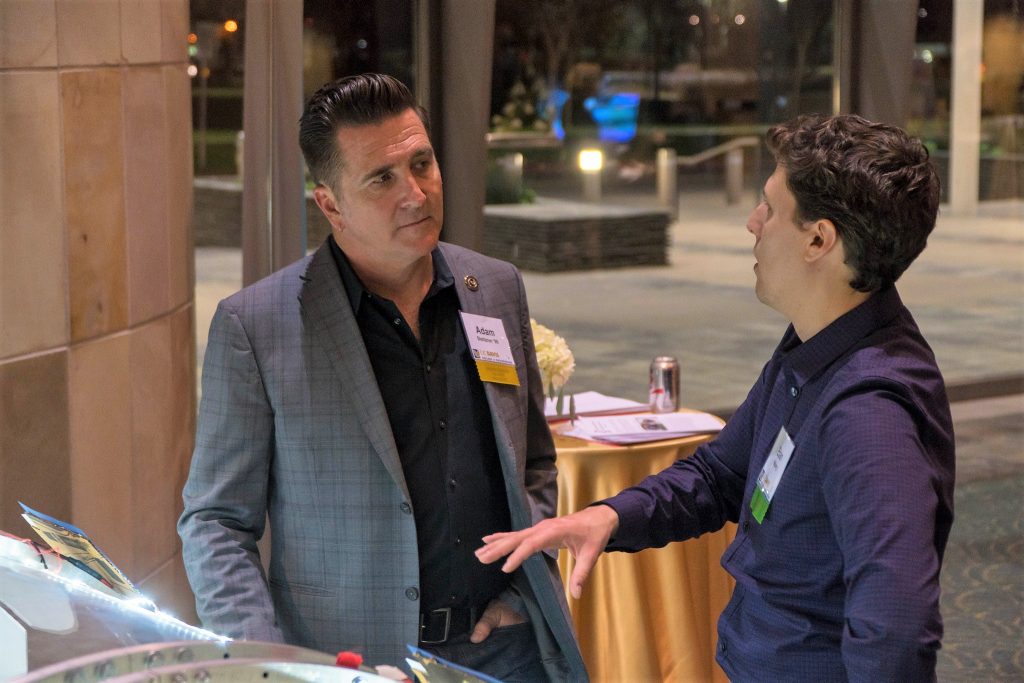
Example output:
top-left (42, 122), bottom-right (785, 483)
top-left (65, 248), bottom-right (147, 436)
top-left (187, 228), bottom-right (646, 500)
top-left (178, 74), bottom-right (587, 681)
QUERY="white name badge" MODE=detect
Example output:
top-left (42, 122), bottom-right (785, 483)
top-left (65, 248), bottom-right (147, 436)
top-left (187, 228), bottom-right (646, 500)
top-left (458, 312), bottom-right (520, 386)
top-left (750, 426), bottom-right (795, 523)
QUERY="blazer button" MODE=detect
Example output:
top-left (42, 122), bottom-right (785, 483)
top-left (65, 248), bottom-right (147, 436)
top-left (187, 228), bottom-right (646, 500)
top-left (405, 587), bottom-right (419, 601)
top-left (400, 502), bottom-right (412, 514)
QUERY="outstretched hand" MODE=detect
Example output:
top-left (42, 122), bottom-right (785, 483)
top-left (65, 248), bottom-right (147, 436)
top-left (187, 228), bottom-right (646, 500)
top-left (475, 505), bottom-right (620, 599)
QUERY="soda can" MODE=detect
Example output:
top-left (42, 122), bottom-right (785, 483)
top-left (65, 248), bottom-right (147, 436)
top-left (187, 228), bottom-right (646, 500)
top-left (649, 356), bottom-right (680, 413)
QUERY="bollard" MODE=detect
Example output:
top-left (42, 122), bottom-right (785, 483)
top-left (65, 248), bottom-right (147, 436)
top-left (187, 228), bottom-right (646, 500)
top-left (579, 149), bottom-right (603, 202)
top-left (493, 152), bottom-right (524, 202)
top-left (656, 148), bottom-right (678, 218)
top-left (725, 147), bottom-right (744, 205)
top-left (235, 130), bottom-right (245, 180)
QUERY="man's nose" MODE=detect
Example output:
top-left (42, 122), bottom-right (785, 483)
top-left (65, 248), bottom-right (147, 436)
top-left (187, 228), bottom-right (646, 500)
top-left (746, 204), bottom-right (765, 236)
top-left (400, 173), bottom-right (427, 208)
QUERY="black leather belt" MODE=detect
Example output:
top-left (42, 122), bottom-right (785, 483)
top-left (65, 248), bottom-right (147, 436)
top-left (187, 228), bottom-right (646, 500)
top-left (419, 605), bottom-right (480, 645)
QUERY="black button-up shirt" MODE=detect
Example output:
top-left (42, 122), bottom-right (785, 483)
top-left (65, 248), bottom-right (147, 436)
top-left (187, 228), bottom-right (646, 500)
top-left (330, 238), bottom-right (512, 612)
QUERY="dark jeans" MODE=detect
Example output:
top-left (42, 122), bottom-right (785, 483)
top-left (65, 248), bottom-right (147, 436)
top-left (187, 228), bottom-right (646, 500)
top-left (422, 622), bottom-right (548, 682)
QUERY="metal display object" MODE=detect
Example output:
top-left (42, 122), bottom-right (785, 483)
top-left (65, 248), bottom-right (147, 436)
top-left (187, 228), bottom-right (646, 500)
top-left (11, 641), bottom-right (346, 683)
top-left (0, 531), bottom-right (495, 683)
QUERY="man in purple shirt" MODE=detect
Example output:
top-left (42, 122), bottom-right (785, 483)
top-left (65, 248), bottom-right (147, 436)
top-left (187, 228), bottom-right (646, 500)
top-left (477, 114), bottom-right (955, 681)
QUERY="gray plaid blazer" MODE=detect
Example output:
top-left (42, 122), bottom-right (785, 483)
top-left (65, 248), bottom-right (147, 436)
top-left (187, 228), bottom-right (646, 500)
top-left (178, 241), bottom-right (587, 681)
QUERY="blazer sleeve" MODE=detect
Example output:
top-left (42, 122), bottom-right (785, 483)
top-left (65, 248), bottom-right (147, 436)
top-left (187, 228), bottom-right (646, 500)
top-left (514, 269), bottom-right (559, 527)
top-left (177, 301), bottom-right (284, 643)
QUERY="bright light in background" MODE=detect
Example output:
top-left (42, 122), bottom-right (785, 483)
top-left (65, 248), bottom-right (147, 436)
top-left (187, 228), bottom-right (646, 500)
top-left (578, 149), bottom-right (604, 172)
top-left (735, 14), bottom-right (746, 25)
top-left (188, 64), bottom-right (199, 78)
top-left (688, 14), bottom-right (700, 26)
top-left (578, 149), bottom-right (603, 202)
top-left (224, 19), bottom-right (238, 33)
top-left (921, 49), bottom-right (934, 64)
top-left (918, 8), bottom-right (928, 18)
top-left (187, 33), bottom-right (198, 44)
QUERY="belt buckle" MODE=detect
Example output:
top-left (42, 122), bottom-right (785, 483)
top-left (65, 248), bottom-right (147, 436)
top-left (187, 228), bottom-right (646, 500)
top-left (420, 607), bottom-right (452, 645)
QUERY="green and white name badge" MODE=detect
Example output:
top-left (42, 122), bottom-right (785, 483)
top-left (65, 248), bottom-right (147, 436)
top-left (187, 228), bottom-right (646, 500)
top-left (459, 312), bottom-right (520, 386)
top-left (750, 426), bottom-right (795, 524)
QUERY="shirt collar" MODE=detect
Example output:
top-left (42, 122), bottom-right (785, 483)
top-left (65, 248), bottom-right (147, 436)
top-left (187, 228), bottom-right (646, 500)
top-left (328, 236), bottom-right (454, 313)
top-left (776, 286), bottom-right (905, 387)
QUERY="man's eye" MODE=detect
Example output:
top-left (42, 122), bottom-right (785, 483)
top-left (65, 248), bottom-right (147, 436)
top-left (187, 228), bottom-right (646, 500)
top-left (373, 173), bottom-right (393, 185)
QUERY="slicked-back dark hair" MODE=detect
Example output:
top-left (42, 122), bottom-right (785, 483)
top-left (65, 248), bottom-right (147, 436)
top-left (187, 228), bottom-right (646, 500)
top-left (298, 73), bottom-right (430, 190)
top-left (767, 114), bottom-right (940, 292)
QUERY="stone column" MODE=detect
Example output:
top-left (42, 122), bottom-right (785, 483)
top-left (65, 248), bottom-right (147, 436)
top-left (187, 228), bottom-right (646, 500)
top-left (949, 0), bottom-right (983, 215)
top-left (0, 0), bottom-right (197, 620)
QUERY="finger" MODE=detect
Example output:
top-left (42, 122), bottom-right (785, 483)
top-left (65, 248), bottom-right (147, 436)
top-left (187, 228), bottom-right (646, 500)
top-left (475, 535), bottom-right (522, 564)
top-left (500, 533), bottom-right (553, 573)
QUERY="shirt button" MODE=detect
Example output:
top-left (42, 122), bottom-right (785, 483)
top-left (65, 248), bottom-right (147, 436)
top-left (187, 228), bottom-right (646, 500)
top-left (425, 363), bottom-right (432, 373)
top-left (405, 587), bottom-right (419, 601)
top-left (719, 638), bottom-right (727, 652)
top-left (449, 478), bottom-right (457, 489)
top-left (449, 594), bottom-right (457, 602)
top-left (455, 536), bottom-right (462, 546)
top-left (439, 419), bottom-right (447, 430)
top-left (393, 317), bottom-right (401, 326)
top-left (400, 502), bottom-right (412, 514)
top-left (743, 520), bottom-right (750, 532)
top-left (789, 386), bottom-right (799, 397)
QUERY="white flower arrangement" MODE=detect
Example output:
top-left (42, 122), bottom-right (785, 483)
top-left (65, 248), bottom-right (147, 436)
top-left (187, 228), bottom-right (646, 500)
top-left (531, 319), bottom-right (575, 416)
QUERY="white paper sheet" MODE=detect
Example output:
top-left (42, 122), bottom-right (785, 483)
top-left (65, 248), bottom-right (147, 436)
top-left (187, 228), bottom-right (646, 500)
top-left (563, 411), bottom-right (723, 444)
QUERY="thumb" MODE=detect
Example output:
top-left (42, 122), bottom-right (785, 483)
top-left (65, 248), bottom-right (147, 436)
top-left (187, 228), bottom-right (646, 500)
top-left (568, 546), bottom-right (601, 599)
top-left (469, 612), bottom-right (497, 644)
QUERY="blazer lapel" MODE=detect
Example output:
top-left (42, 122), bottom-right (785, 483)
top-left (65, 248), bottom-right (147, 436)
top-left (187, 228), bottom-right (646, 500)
top-left (298, 242), bottom-right (410, 501)
top-left (442, 245), bottom-right (529, 519)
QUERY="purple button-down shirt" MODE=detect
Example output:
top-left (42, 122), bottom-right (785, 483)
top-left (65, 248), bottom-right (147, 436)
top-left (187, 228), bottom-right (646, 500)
top-left (603, 287), bottom-right (955, 682)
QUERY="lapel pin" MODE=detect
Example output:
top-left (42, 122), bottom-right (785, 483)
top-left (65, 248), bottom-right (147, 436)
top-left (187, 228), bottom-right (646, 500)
top-left (464, 275), bottom-right (479, 291)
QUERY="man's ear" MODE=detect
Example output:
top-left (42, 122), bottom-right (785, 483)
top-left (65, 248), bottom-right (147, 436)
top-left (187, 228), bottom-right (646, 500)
top-left (804, 218), bottom-right (839, 264)
top-left (312, 185), bottom-right (345, 233)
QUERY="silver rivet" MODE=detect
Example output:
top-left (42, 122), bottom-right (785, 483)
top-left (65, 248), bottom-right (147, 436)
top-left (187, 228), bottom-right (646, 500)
top-left (464, 275), bottom-right (479, 291)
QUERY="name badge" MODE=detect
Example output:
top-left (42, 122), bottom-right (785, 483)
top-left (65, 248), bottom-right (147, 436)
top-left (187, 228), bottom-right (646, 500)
top-left (750, 426), bottom-right (795, 524)
top-left (458, 312), bottom-right (520, 386)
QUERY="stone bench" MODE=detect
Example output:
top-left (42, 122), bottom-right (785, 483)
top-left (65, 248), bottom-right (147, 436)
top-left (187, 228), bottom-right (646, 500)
top-left (483, 198), bottom-right (670, 272)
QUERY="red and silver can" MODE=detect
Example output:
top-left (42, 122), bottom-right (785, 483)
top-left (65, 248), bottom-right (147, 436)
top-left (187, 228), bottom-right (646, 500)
top-left (649, 356), bottom-right (680, 413)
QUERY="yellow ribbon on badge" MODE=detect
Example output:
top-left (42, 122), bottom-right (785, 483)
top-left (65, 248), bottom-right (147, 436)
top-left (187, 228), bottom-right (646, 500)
top-left (475, 360), bottom-right (520, 386)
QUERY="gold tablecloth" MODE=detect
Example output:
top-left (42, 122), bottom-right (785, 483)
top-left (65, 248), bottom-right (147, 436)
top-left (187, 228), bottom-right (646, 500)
top-left (554, 424), bottom-right (737, 683)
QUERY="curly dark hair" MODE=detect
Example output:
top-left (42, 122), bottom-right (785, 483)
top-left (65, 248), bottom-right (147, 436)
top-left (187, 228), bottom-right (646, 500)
top-left (767, 114), bottom-right (940, 292)
top-left (298, 73), bottom-right (430, 190)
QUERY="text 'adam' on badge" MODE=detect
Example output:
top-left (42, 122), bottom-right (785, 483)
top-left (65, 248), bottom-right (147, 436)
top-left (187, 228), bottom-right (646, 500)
top-left (458, 312), bottom-right (520, 386)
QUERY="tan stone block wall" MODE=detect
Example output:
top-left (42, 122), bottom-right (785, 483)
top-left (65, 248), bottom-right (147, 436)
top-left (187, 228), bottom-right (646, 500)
top-left (0, 0), bottom-right (197, 624)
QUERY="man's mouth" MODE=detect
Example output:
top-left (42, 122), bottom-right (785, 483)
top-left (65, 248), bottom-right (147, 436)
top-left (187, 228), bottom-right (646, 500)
top-left (400, 216), bottom-right (431, 229)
